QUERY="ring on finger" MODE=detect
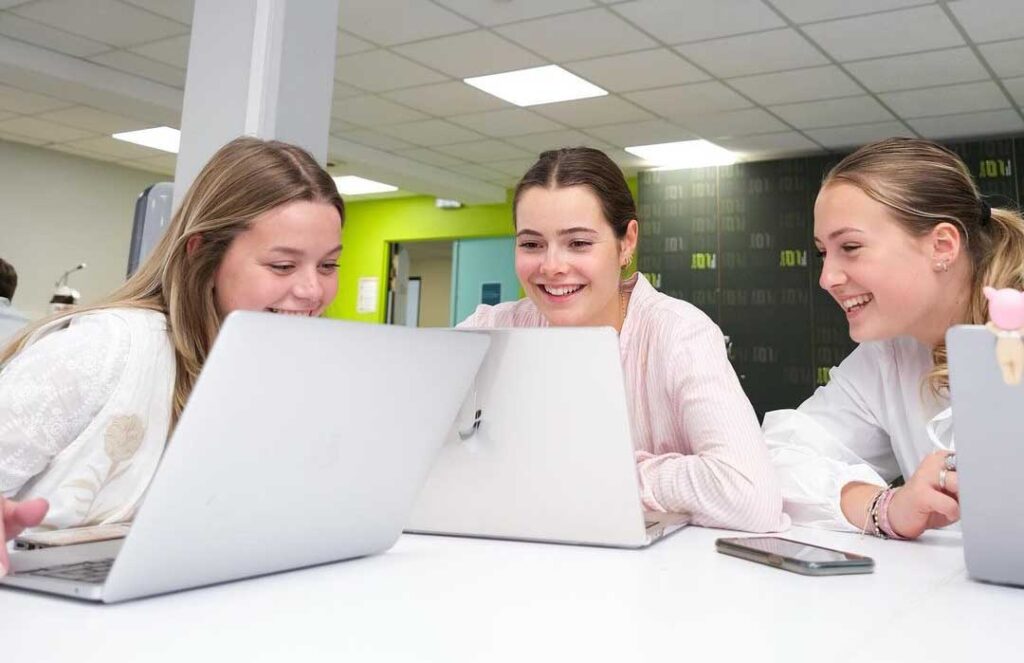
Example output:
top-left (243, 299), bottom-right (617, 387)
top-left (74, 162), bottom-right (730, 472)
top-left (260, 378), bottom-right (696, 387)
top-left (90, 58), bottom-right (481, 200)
top-left (939, 467), bottom-right (949, 491)
top-left (944, 452), bottom-right (957, 472)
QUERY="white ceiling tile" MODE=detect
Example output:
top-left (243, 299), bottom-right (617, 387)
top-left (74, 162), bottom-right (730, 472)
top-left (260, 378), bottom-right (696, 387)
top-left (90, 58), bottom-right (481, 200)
top-left (338, 129), bottom-right (417, 152)
top-left (948, 0), bottom-right (1024, 43)
top-left (979, 39), bottom-right (1024, 79)
top-left (433, 0), bottom-right (597, 26)
top-left (802, 6), bottom-right (963, 61)
top-left (395, 30), bottom-right (545, 79)
top-left (1002, 76), bottom-right (1024, 105)
top-left (128, 35), bottom-right (190, 68)
top-left (0, 12), bottom-right (111, 56)
top-left (676, 29), bottom-right (827, 78)
top-left (329, 118), bottom-right (359, 135)
top-left (337, 0), bottom-right (475, 46)
top-left (12, 0), bottom-right (186, 47)
top-left (123, 153), bottom-right (178, 174)
top-left (331, 95), bottom-right (429, 126)
top-left (393, 147), bottom-right (467, 167)
top-left (505, 129), bottom-right (617, 153)
top-left (443, 162), bottom-right (508, 181)
top-left (449, 109), bottom-right (564, 137)
top-left (88, 50), bottom-right (185, 87)
top-left (804, 121), bottom-right (914, 149)
top-left (604, 147), bottom-right (647, 171)
top-left (768, 0), bottom-right (932, 24)
top-left (769, 96), bottom-right (894, 129)
top-left (0, 130), bottom-right (47, 146)
top-left (566, 49), bottom-right (709, 93)
top-left (382, 81), bottom-right (511, 116)
top-left (845, 47), bottom-right (990, 93)
top-left (586, 119), bottom-right (694, 147)
top-left (48, 142), bottom-right (116, 160)
top-left (331, 82), bottom-right (367, 102)
top-left (674, 108), bottom-right (788, 138)
top-left (119, 0), bottom-right (193, 25)
top-left (336, 31), bottom-right (375, 56)
top-left (435, 139), bottom-right (533, 162)
top-left (532, 95), bottom-right (654, 127)
top-left (376, 119), bottom-right (483, 146)
top-left (0, 116), bottom-right (94, 142)
top-left (716, 131), bottom-right (824, 159)
top-left (478, 157), bottom-right (538, 177)
top-left (36, 106), bottom-right (151, 133)
top-left (611, 0), bottom-right (785, 44)
top-left (63, 135), bottom-right (167, 159)
top-left (728, 66), bottom-right (863, 105)
top-left (624, 81), bottom-right (752, 118)
top-left (0, 84), bottom-right (73, 114)
top-left (335, 50), bottom-right (448, 92)
top-left (881, 81), bottom-right (1011, 118)
top-left (496, 8), bottom-right (656, 61)
top-left (0, 110), bottom-right (15, 122)
top-left (908, 109), bottom-right (1024, 139)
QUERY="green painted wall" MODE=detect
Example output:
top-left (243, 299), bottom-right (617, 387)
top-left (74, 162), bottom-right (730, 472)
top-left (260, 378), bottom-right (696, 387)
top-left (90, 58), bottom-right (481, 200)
top-left (326, 176), bottom-right (638, 323)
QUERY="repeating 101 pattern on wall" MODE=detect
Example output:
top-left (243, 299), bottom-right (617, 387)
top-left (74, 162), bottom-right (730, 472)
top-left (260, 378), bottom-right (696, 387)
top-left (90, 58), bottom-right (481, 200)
top-left (637, 136), bottom-right (1021, 420)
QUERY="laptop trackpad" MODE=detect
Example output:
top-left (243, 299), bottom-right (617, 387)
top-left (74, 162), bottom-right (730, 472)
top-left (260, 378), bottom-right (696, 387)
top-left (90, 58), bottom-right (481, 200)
top-left (9, 539), bottom-right (124, 574)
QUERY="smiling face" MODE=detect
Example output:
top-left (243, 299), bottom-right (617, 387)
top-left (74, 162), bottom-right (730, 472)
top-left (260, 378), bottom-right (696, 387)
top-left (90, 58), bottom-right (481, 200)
top-left (514, 185), bottom-right (636, 329)
top-left (814, 182), bottom-right (961, 344)
top-left (213, 200), bottom-right (342, 317)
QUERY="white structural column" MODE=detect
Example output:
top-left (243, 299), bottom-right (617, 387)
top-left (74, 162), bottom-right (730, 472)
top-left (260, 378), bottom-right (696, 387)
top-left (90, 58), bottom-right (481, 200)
top-left (173, 0), bottom-right (339, 204)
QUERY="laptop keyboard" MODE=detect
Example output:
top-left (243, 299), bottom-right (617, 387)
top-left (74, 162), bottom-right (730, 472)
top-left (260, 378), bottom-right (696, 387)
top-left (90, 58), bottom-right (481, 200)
top-left (26, 558), bottom-right (114, 584)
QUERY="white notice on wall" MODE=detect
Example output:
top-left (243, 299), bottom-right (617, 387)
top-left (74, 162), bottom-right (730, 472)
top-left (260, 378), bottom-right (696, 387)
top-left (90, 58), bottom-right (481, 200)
top-left (357, 277), bottom-right (379, 314)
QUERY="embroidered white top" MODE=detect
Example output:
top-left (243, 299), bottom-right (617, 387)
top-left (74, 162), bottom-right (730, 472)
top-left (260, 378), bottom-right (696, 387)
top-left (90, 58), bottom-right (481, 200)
top-left (459, 273), bottom-right (787, 533)
top-left (762, 336), bottom-right (951, 531)
top-left (0, 308), bottom-right (175, 530)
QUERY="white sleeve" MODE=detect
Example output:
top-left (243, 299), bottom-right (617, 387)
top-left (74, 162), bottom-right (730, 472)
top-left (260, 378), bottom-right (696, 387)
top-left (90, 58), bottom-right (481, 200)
top-left (0, 314), bottom-right (130, 495)
top-left (762, 342), bottom-right (900, 531)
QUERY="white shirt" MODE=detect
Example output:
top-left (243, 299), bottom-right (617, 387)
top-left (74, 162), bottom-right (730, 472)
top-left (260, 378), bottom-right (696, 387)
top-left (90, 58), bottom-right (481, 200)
top-left (762, 336), bottom-right (949, 531)
top-left (0, 297), bottom-right (29, 344)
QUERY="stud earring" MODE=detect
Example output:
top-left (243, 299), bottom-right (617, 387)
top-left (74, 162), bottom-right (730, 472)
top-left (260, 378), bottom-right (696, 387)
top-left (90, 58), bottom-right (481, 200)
top-left (935, 260), bottom-right (949, 272)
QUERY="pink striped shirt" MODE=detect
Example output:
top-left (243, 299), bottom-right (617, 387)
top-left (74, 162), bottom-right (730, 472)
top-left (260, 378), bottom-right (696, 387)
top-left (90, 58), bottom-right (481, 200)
top-left (459, 273), bottom-right (788, 532)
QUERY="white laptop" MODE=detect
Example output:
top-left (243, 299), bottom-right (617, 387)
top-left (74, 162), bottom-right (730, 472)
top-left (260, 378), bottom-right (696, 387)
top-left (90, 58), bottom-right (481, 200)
top-left (1, 311), bottom-right (489, 602)
top-left (947, 325), bottom-right (1024, 587)
top-left (407, 327), bottom-right (688, 548)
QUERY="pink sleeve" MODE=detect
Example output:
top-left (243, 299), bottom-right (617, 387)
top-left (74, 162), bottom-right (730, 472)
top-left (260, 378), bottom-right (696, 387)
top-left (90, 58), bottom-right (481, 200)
top-left (634, 318), bottom-right (788, 533)
top-left (456, 305), bottom-right (498, 329)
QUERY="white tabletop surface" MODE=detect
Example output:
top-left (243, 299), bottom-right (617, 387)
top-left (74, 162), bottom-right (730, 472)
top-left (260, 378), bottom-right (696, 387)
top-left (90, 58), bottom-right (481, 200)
top-left (3, 525), bottom-right (1018, 662)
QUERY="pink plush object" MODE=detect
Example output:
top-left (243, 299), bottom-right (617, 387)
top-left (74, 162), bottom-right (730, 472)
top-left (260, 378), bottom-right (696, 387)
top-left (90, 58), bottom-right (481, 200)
top-left (983, 286), bottom-right (1024, 330)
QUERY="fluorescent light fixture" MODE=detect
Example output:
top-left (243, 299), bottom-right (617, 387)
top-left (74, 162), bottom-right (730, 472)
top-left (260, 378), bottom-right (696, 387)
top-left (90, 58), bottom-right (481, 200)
top-left (625, 139), bottom-right (738, 170)
top-left (464, 65), bottom-right (607, 107)
top-left (111, 126), bottom-right (180, 153)
top-left (333, 175), bottom-right (398, 196)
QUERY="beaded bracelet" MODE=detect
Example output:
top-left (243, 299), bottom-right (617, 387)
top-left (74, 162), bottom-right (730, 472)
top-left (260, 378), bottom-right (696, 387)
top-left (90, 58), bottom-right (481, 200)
top-left (863, 487), bottom-right (887, 538)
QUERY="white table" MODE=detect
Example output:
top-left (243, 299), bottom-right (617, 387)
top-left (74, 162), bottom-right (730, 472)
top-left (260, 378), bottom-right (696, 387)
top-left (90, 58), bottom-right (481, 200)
top-left (3, 526), bottom-right (1018, 662)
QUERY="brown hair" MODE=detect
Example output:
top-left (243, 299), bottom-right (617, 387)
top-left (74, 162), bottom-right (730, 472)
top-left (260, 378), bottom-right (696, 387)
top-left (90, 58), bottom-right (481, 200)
top-left (823, 137), bottom-right (1024, 393)
top-left (1, 136), bottom-right (345, 425)
top-left (0, 258), bottom-right (16, 301)
top-left (513, 147), bottom-right (636, 238)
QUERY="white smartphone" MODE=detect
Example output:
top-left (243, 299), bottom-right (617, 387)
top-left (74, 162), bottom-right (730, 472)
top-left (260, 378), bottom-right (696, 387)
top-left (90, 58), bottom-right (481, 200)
top-left (715, 536), bottom-right (875, 576)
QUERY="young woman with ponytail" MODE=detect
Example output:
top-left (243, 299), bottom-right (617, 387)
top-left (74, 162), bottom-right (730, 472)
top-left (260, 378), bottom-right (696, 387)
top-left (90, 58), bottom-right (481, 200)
top-left (763, 137), bottom-right (1024, 540)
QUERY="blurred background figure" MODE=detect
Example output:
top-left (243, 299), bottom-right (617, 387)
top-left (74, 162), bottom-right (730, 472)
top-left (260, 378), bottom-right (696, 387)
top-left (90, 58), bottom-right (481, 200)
top-left (0, 258), bottom-right (29, 343)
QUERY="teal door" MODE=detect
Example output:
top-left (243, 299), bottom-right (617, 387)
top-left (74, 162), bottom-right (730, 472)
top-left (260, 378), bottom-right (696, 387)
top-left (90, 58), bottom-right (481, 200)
top-left (450, 237), bottom-right (519, 325)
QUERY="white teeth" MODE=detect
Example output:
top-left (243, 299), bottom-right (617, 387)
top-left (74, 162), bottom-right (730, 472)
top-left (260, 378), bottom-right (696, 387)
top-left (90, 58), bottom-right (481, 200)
top-left (543, 284), bottom-right (583, 296)
top-left (269, 308), bottom-right (312, 316)
top-left (841, 294), bottom-right (874, 312)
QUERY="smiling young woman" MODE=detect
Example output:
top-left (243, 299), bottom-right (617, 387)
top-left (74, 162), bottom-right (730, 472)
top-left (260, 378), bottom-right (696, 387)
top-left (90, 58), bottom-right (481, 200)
top-left (764, 137), bottom-right (1024, 540)
top-left (0, 137), bottom-right (344, 568)
top-left (458, 147), bottom-right (787, 533)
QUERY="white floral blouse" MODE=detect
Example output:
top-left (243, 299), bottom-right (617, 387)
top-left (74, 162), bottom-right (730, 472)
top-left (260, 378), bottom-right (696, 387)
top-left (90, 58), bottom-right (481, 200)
top-left (0, 308), bottom-right (175, 531)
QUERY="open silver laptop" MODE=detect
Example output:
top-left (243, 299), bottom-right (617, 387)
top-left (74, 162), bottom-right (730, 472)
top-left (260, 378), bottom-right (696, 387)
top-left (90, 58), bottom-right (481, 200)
top-left (1, 311), bottom-right (489, 602)
top-left (407, 327), bottom-right (688, 548)
top-left (947, 325), bottom-right (1024, 587)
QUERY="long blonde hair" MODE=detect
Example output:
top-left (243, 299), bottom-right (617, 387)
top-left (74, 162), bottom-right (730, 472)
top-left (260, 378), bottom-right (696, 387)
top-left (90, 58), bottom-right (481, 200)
top-left (1, 136), bottom-right (345, 424)
top-left (823, 137), bottom-right (1024, 393)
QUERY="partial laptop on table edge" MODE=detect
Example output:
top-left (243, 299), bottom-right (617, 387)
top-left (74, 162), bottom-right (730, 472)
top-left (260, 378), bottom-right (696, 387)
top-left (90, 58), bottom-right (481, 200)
top-left (407, 326), bottom-right (689, 549)
top-left (947, 324), bottom-right (1024, 588)
top-left (1, 312), bottom-right (489, 602)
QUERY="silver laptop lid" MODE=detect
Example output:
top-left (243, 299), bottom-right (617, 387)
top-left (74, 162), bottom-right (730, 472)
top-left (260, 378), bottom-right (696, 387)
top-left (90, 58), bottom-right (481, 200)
top-left (947, 325), bottom-right (1024, 587)
top-left (407, 327), bottom-right (650, 547)
top-left (98, 312), bottom-right (489, 602)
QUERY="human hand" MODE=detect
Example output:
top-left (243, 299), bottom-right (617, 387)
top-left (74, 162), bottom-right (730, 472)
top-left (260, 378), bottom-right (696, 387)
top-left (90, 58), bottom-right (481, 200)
top-left (886, 451), bottom-right (959, 539)
top-left (0, 496), bottom-right (49, 577)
